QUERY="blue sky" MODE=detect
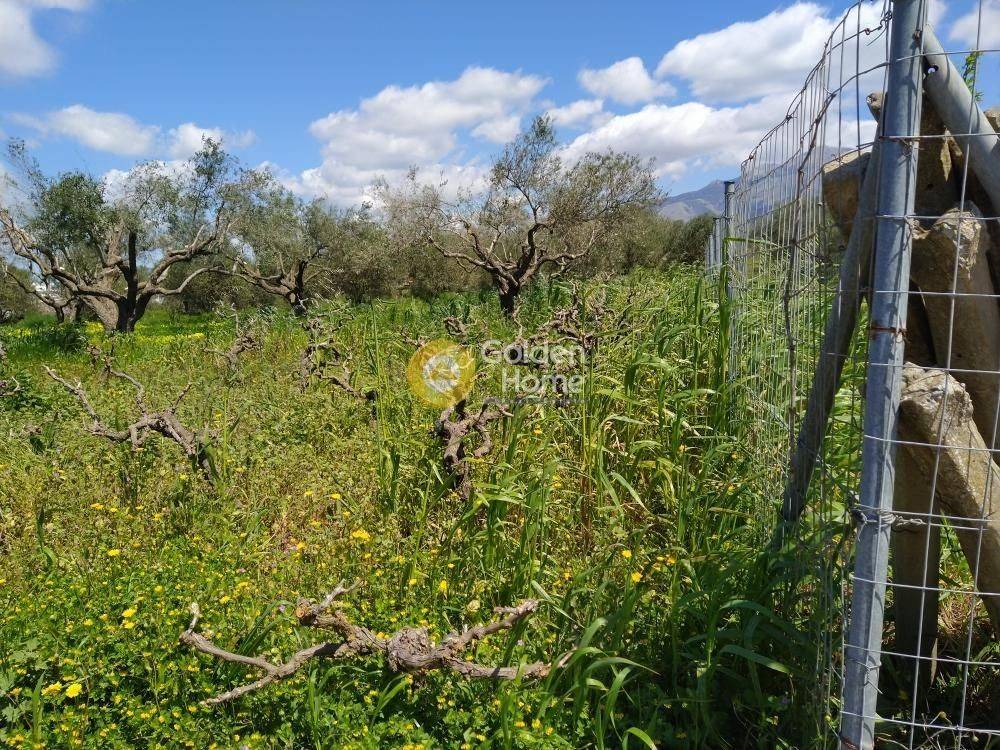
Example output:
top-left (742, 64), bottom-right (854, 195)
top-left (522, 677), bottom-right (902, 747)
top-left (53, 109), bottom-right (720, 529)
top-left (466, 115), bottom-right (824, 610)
top-left (1, 0), bottom-right (996, 204)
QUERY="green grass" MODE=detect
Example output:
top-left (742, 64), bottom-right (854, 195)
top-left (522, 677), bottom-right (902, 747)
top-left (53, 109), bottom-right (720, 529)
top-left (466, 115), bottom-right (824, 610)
top-left (0, 268), bottom-right (849, 749)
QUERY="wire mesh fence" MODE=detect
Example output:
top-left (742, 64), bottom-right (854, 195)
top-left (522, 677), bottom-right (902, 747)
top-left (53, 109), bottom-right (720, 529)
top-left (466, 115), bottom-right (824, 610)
top-left (713, 0), bottom-right (999, 745)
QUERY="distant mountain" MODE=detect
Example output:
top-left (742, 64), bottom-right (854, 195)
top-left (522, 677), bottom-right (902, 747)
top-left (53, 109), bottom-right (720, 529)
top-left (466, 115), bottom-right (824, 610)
top-left (658, 180), bottom-right (726, 221)
top-left (659, 146), bottom-right (850, 222)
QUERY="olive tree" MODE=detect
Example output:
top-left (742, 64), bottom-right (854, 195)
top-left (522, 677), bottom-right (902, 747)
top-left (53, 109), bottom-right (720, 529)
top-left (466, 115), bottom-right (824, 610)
top-left (379, 116), bottom-right (659, 316)
top-left (227, 188), bottom-right (379, 312)
top-left (0, 140), bottom-right (254, 332)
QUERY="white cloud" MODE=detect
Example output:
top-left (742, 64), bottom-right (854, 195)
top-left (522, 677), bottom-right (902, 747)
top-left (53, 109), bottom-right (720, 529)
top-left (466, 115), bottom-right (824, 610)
top-left (471, 115), bottom-right (522, 143)
top-left (0, 0), bottom-right (91, 79)
top-left (297, 66), bottom-right (546, 204)
top-left (562, 94), bottom-right (794, 180)
top-left (167, 122), bottom-right (257, 158)
top-left (11, 107), bottom-right (260, 160)
top-left (656, 4), bottom-right (838, 103)
top-left (13, 105), bottom-right (160, 156)
top-left (949, 0), bottom-right (1000, 48)
top-left (578, 57), bottom-right (674, 105)
top-left (546, 99), bottom-right (608, 128)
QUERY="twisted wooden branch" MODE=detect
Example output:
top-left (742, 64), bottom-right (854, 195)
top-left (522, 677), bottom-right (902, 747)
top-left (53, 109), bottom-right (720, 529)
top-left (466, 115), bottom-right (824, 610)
top-left (180, 583), bottom-right (555, 705)
top-left (299, 317), bottom-right (376, 404)
top-left (0, 376), bottom-right (20, 398)
top-left (205, 308), bottom-right (262, 373)
top-left (443, 316), bottom-right (472, 343)
top-left (435, 398), bottom-right (511, 499)
top-left (45, 366), bottom-right (218, 482)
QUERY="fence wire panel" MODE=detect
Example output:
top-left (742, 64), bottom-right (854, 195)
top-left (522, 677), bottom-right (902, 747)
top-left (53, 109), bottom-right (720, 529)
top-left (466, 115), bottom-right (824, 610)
top-left (717, 0), bottom-right (1000, 745)
top-left (862, 0), bottom-right (1000, 745)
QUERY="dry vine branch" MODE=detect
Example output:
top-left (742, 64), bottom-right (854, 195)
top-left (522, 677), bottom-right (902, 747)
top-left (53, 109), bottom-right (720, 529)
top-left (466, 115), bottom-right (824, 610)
top-left (204, 307), bottom-right (262, 374)
top-left (0, 376), bottom-right (20, 398)
top-left (180, 582), bottom-right (556, 705)
top-left (435, 398), bottom-right (512, 500)
top-left (45, 366), bottom-right (219, 482)
top-left (299, 317), bottom-right (376, 404)
top-left (443, 316), bottom-right (472, 343)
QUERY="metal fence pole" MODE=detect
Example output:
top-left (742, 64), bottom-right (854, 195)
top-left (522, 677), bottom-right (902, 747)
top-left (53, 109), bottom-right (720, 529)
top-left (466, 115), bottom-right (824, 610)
top-left (722, 179), bottom-right (735, 269)
top-left (722, 179), bottom-right (737, 377)
top-left (840, 1), bottom-right (925, 747)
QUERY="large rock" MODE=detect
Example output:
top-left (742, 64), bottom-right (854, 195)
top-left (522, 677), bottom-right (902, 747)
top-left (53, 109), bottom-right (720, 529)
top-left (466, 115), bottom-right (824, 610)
top-left (911, 204), bottom-right (1000, 448)
top-left (822, 150), bottom-right (871, 240)
top-left (898, 365), bottom-right (1000, 634)
top-left (905, 281), bottom-right (938, 367)
top-left (986, 107), bottom-right (999, 135)
top-left (914, 104), bottom-right (961, 219)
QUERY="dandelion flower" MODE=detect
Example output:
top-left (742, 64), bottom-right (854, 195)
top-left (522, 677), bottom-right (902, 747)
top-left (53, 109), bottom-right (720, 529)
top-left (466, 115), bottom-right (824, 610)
top-left (106, 549), bottom-right (121, 557)
top-left (631, 572), bottom-right (642, 583)
top-left (438, 580), bottom-right (448, 593)
top-left (121, 608), bottom-right (137, 619)
top-left (42, 682), bottom-right (63, 696)
top-left (350, 529), bottom-right (371, 543)
top-left (620, 550), bottom-right (632, 560)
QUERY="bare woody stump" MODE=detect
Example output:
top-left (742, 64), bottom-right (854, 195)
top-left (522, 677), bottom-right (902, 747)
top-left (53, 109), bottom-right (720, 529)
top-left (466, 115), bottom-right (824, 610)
top-left (897, 365), bottom-right (1000, 634)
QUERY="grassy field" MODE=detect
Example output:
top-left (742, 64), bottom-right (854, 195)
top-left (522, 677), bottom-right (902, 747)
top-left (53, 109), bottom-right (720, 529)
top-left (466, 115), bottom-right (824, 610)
top-left (0, 268), bottom-right (849, 749)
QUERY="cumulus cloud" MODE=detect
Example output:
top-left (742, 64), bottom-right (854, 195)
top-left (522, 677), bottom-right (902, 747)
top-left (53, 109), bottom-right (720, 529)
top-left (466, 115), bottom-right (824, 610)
top-left (657, 2), bottom-right (949, 106)
top-left (296, 66), bottom-right (546, 204)
top-left (167, 123), bottom-right (257, 158)
top-left (949, 0), bottom-right (1000, 48)
top-left (471, 115), bottom-right (522, 144)
top-left (562, 94), bottom-right (794, 179)
top-left (0, 0), bottom-right (91, 79)
top-left (578, 57), bottom-right (674, 105)
top-left (12, 106), bottom-right (258, 160)
top-left (546, 99), bottom-right (608, 128)
top-left (12, 105), bottom-right (160, 156)
top-left (655, 4), bottom-right (839, 103)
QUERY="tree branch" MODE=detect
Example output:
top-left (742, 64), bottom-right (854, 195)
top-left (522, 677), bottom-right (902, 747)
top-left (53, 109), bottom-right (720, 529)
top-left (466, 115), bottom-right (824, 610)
top-left (180, 583), bottom-right (556, 706)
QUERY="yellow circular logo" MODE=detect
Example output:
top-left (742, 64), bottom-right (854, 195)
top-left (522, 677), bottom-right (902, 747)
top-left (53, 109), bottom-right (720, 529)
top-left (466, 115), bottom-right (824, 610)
top-left (406, 339), bottom-right (476, 408)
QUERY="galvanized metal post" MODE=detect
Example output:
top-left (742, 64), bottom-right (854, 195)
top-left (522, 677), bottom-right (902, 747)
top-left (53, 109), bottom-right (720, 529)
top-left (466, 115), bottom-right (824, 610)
top-left (722, 179), bottom-right (735, 264)
top-left (722, 179), bottom-right (737, 377)
top-left (840, 1), bottom-right (925, 747)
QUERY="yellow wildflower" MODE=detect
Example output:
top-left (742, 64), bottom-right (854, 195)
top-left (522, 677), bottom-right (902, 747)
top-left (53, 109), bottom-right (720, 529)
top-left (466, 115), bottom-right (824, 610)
top-left (106, 549), bottom-right (121, 557)
top-left (42, 682), bottom-right (63, 696)
top-left (64, 683), bottom-right (83, 699)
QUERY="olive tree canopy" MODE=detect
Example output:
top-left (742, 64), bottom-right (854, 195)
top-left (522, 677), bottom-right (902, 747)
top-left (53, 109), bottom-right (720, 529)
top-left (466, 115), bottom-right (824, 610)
top-left (378, 116), bottom-right (660, 315)
top-left (0, 140), bottom-right (258, 332)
